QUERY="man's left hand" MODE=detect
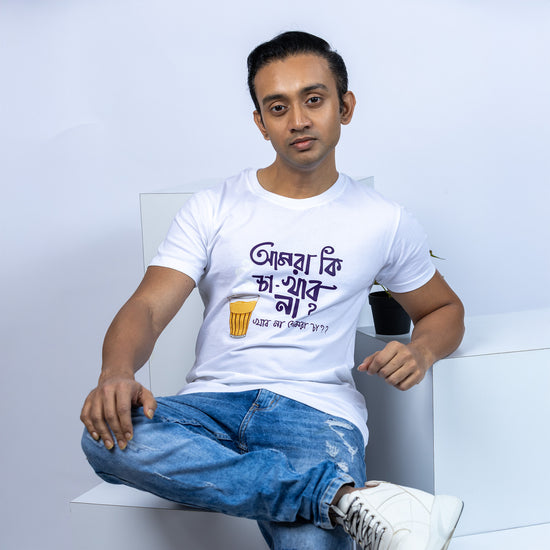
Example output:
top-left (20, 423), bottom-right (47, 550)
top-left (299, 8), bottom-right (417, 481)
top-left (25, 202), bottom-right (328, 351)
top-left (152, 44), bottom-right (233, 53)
top-left (358, 341), bottom-right (431, 391)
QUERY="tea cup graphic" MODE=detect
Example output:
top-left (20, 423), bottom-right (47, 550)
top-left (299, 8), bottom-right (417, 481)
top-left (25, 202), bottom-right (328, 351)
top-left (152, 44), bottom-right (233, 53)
top-left (228, 294), bottom-right (259, 338)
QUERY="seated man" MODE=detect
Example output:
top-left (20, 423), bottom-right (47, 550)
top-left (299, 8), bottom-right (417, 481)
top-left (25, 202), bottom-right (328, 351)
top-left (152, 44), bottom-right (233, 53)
top-left (80, 31), bottom-right (465, 550)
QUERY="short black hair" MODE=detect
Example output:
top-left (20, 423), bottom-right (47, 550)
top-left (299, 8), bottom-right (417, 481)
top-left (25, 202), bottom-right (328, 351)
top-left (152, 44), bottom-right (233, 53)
top-left (247, 31), bottom-right (349, 113)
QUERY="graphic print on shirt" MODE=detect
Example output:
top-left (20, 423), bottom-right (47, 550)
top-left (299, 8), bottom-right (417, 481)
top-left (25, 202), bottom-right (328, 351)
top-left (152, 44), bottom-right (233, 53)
top-left (228, 294), bottom-right (259, 338)
top-left (226, 241), bottom-right (343, 337)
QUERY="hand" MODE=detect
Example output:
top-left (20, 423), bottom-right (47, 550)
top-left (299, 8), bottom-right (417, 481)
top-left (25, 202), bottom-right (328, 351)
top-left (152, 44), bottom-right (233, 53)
top-left (357, 341), bottom-right (431, 391)
top-left (80, 375), bottom-right (157, 450)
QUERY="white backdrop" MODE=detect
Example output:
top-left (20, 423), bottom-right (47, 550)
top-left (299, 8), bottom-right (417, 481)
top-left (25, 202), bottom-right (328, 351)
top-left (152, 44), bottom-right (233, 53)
top-left (1, 1), bottom-right (549, 549)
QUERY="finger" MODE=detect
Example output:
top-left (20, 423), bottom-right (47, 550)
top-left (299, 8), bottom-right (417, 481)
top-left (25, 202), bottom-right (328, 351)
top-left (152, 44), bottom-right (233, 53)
top-left (358, 352), bottom-right (377, 372)
top-left (89, 396), bottom-right (115, 450)
top-left (101, 386), bottom-right (127, 450)
top-left (396, 368), bottom-right (426, 391)
top-left (367, 344), bottom-right (400, 375)
top-left (384, 362), bottom-right (414, 387)
top-left (395, 372), bottom-right (418, 391)
top-left (378, 342), bottom-right (418, 379)
top-left (137, 386), bottom-right (157, 419)
top-left (80, 396), bottom-right (100, 441)
top-left (378, 351), bottom-right (410, 381)
top-left (112, 391), bottom-right (134, 449)
top-left (117, 384), bottom-right (157, 442)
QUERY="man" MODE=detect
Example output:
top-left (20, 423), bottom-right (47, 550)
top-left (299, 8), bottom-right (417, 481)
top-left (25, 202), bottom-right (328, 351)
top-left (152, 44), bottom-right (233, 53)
top-left (81, 31), bottom-right (465, 550)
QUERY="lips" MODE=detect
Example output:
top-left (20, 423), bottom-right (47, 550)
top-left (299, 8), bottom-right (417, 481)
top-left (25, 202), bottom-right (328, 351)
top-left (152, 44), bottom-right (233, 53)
top-left (290, 137), bottom-right (316, 150)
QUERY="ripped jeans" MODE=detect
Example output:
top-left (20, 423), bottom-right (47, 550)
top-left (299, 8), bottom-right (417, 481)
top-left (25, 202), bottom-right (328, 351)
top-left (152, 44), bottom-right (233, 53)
top-left (81, 389), bottom-right (366, 550)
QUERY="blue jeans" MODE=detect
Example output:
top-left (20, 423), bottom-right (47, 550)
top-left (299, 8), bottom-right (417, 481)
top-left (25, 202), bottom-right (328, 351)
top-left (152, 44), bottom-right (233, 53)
top-left (82, 389), bottom-right (366, 549)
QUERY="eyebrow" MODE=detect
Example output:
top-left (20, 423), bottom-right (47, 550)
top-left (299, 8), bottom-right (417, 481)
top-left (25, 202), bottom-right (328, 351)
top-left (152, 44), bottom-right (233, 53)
top-left (261, 83), bottom-right (330, 106)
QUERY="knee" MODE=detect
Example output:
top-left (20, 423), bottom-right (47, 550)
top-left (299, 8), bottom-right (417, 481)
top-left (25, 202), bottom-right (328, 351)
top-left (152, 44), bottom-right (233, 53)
top-left (81, 428), bottom-right (136, 486)
top-left (81, 428), bottom-right (110, 472)
top-left (81, 422), bottom-right (161, 479)
top-left (81, 427), bottom-right (96, 458)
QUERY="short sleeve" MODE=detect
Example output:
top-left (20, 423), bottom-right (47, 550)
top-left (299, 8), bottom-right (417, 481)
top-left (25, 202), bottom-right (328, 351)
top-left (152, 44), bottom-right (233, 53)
top-left (149, 193), bottom-right (211, 284)
top-left (375, 208), bottom-right (436, 293)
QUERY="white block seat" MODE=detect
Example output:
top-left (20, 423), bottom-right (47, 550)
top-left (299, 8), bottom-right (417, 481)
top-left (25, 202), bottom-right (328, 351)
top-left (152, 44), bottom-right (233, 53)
top-left (71, 483), bottom-right (268, 550)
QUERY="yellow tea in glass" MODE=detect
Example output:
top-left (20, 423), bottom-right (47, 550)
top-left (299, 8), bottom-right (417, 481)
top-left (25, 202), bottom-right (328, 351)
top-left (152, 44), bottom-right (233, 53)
top-left (228, 295), bottom-right (259, 338)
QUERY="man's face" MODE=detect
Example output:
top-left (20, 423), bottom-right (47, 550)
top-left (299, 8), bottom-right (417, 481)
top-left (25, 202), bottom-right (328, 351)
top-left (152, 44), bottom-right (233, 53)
top-left (253, 54), bottom-right (354, 173)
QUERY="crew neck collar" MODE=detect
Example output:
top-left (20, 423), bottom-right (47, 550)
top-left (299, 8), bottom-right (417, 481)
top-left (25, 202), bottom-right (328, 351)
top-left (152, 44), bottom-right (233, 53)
top-left (247, 168), bottom-right (347, 210)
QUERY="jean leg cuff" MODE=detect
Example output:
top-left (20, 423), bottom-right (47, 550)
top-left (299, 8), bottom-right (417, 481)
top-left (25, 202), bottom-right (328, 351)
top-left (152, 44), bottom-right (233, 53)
top-left (318, 473), bottom-right (355, 529)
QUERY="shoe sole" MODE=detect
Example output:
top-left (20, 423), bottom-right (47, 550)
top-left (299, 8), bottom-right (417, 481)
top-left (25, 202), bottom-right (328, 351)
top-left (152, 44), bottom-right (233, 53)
top-left (426, 495), bottom-right (464, 550)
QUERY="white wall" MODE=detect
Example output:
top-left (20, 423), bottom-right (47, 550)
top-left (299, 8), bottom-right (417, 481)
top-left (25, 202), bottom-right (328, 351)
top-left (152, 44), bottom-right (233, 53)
top-left (1, 1), bottom-right (548, 549)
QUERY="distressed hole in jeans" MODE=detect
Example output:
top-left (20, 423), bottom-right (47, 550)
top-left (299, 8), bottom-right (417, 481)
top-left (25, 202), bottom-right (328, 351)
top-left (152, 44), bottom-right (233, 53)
top-left (325, 419), bottom-right (353, 431)
top-left (326, 441), bottom-right (339, 458)
top-left (325, 419), bottom-right (358, 460)
top-left (336, 462), bottom-right (350, 473)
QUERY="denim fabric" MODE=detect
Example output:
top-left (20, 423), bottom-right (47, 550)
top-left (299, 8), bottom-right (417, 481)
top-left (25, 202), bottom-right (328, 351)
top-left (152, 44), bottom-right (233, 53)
top-left (82, 389), bottom-right (366, 549)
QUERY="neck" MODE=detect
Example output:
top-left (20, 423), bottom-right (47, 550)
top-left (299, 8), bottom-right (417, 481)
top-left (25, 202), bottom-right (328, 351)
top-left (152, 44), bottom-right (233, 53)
top-left (257, 158), bottom-right (339, 199)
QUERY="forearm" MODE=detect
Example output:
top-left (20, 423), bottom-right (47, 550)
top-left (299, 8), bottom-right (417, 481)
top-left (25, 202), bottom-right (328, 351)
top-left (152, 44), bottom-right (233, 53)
top-left (100, 297), bottom-right (159, 380)
top-left (409, 301), bottom-right (465, 369)
top-left (82, 267), bottom-right (194, 448)
top-left (361, 273), bottom-right (464, 390)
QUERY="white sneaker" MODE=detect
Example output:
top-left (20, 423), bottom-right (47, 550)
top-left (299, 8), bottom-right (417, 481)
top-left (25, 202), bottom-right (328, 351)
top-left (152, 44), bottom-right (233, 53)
top-left (331, 481), bottom-right (463, 550)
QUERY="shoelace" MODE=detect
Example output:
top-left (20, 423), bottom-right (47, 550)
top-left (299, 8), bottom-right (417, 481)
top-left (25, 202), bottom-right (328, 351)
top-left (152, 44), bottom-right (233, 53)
top-left (343, 496), bottom-right (387, 550)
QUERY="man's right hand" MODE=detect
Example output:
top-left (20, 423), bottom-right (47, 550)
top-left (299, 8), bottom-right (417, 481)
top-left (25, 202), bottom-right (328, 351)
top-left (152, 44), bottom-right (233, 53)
top-left (80, 375), bottom-right (157, 450)
top-left (80, 267), bottom-right (194, 450)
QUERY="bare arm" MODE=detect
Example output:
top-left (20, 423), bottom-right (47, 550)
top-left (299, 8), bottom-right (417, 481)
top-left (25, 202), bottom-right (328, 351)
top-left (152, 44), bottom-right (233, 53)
top-left (80, 266), bottom-right (195, 449)
top-left (358, 271), bottom-right (464, 390)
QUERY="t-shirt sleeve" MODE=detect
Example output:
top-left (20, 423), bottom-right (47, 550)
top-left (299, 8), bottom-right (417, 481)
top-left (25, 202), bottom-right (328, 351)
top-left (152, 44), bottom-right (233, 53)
top-left (375, 208), bottom-right (436, 293)
top-left (148, 194), bottom-right (210, 285)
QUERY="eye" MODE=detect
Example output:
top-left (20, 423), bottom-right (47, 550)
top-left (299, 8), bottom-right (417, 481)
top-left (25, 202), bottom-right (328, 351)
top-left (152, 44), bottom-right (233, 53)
top-left (270, 104), bottom-right (286, 114)
top-left (306, 96), bottom-right (322, 105)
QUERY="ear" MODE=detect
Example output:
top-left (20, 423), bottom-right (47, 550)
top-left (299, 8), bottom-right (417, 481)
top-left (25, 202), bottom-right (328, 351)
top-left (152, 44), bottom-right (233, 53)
top-left (340, 91), bottom-right (356, 126)
top-left (253, 110), bottom-right (270, 140)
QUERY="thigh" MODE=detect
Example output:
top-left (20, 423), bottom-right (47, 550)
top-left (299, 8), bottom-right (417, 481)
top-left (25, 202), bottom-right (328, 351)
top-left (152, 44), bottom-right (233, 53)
top-left (246, 392), bottom-right (366, 484)
top-left (81, 395), bottom-right (240, 494)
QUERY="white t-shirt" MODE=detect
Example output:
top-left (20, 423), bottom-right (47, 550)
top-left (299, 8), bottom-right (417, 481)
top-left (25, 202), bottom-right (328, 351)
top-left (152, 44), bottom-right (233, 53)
top-left (150, 169), bottom-right (435, 444)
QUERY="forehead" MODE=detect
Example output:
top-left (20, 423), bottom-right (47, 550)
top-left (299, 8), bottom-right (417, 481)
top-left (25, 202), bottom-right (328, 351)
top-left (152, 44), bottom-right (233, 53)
top-left (254, 53), bottom-right (336, 100)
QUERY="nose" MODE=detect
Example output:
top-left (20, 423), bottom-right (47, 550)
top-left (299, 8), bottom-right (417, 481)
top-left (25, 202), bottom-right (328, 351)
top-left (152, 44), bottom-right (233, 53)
top-left (289, 104), bottom-right (311, 132)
